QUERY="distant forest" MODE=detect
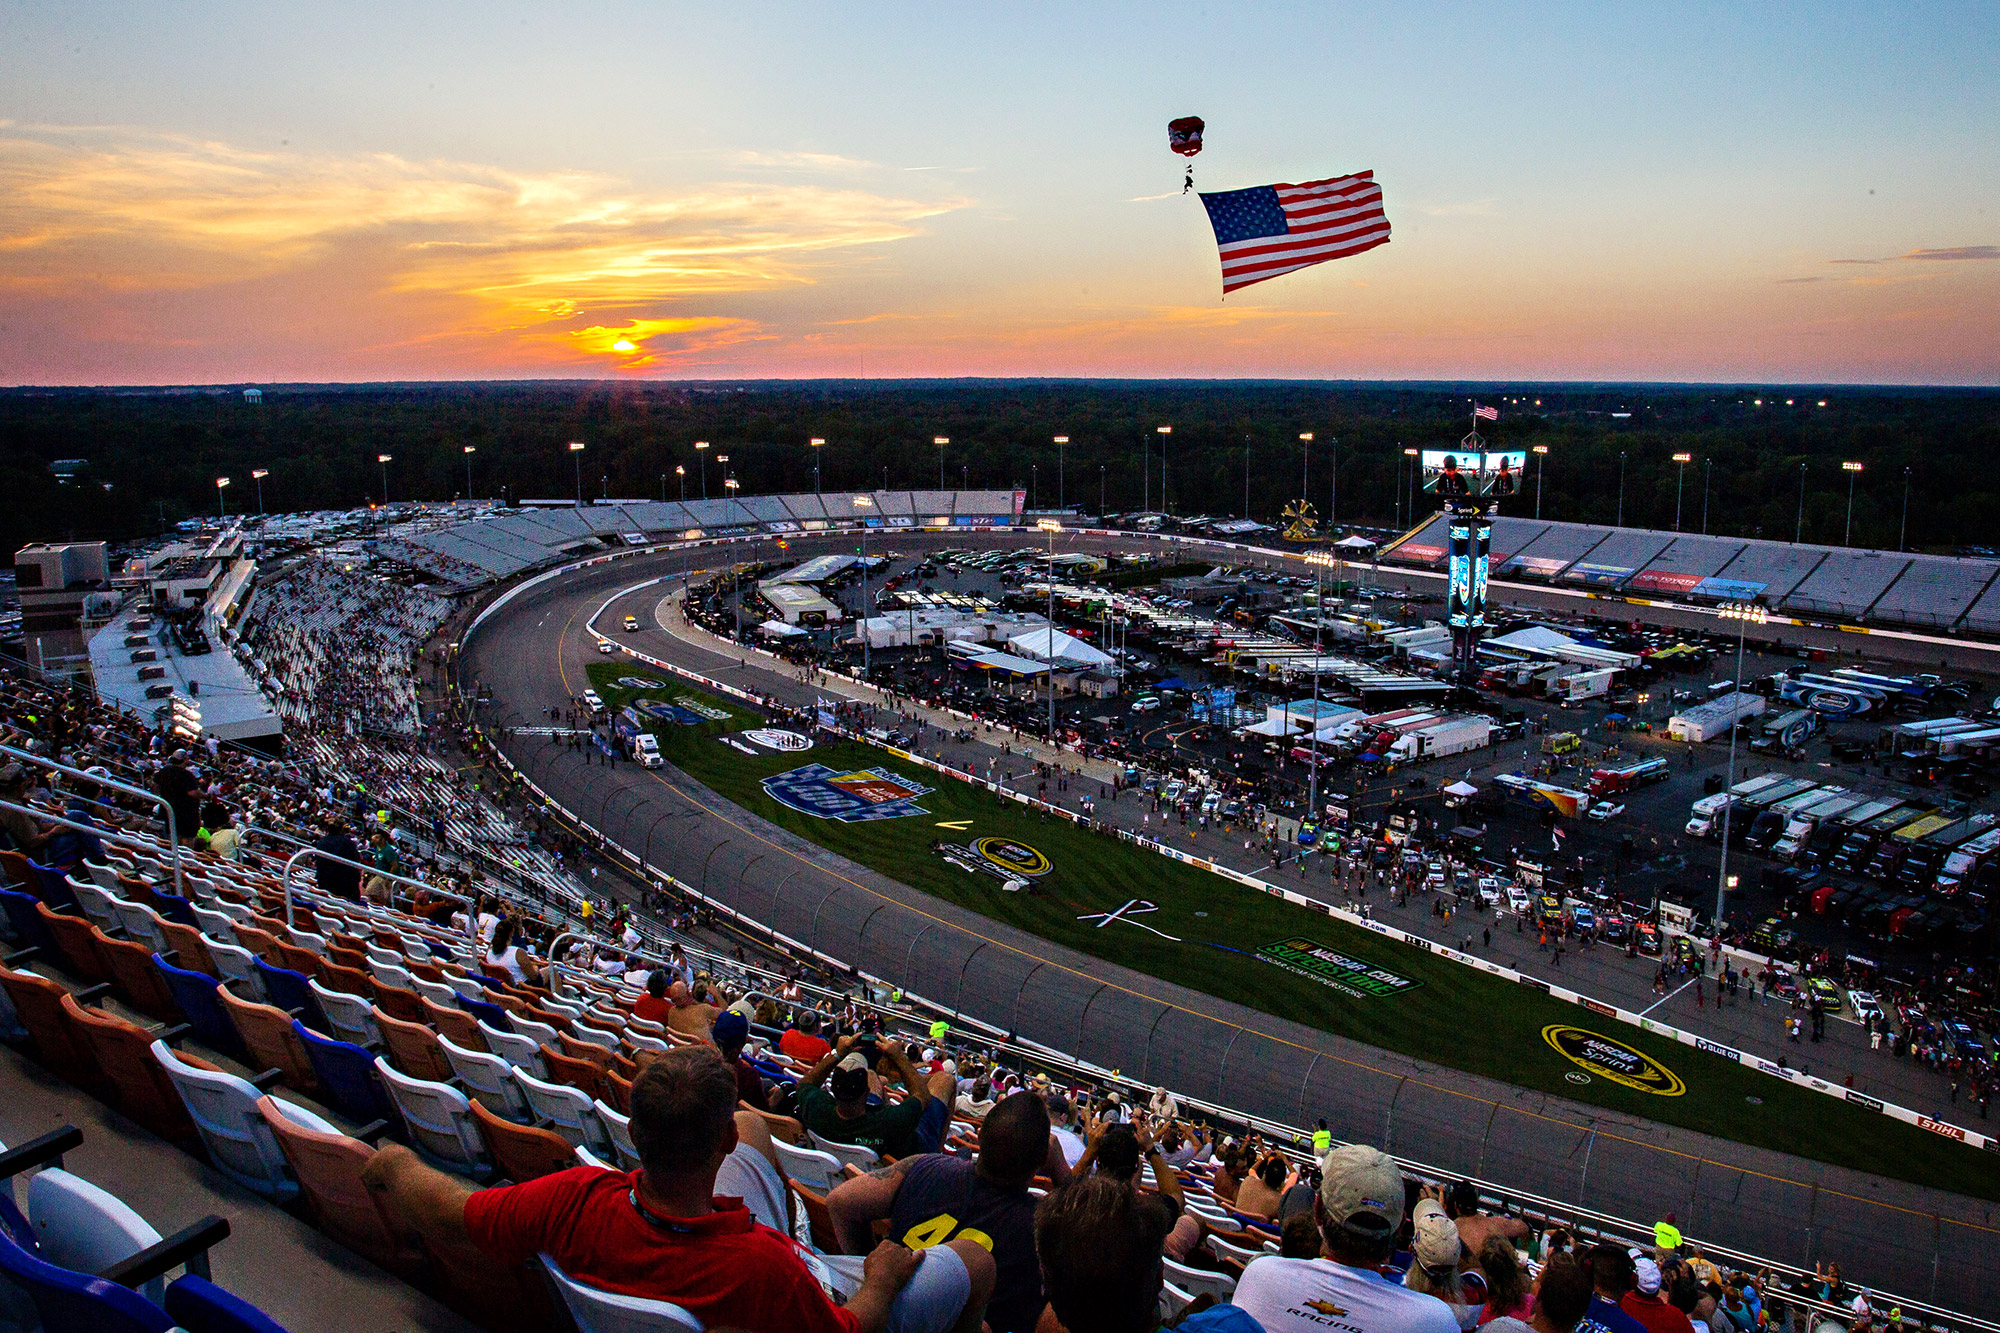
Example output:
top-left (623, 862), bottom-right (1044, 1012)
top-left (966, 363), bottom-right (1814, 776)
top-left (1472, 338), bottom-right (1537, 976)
top-left (1, 381), bottom-right (1996, 560)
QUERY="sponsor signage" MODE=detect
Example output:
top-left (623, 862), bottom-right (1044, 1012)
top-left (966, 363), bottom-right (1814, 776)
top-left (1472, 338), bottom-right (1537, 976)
top-left (1918, 1116), bottom-right (1968, 1142)
top-left (1567, 562), bottom-right (1635, 585)
top-left (672, 693), bottom-right (733, 721)
top-left (1627, 570), bottom-right (1705, 594)
top-left (1694, 577), bottom-right (1768, 601)
top-left (632, 698), bottom-right (710, 726)
top-left (616, 676), bottom-right (668, 690)
top-left (1695, 1038), bottom-right (1741, 1062)
top-left (1543, 1026), bottom-right (1684, 1096)
top-left (1508, 555), bottom-right (1571, 577)
top-left (740, 728), bottom-right (812, 752)
top-left (1846, 1091), bottom-right (1885, 1112)
top-left (1391, 543), bottom-right (1446, 563)
top-left (762, 764), bottom-right (933, 822)
top-left (937, 836), bottom-right (1053, 885)
top-left (1582, 998), bottom-right (1618, 1019)
top-left (1255, 939), bottom-right (1421, 1000)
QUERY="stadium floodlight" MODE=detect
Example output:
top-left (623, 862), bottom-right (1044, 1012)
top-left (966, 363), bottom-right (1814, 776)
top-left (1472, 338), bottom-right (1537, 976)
top-left (1672, 452), bottom-right (1694, 531)
top-left (1531, 445), bottom-right (1551, 518)
top-left (1843, 461), bottom-right (1864, 545)
top-left (215, 476), bottom-right (230, 520)
top-left (249, 468), bottom-right (269, 514)
top-left (1053, 436), bottom-right (1068, 508)
top-left (567, 441), bottom-right (585, 508)
top-left (810, 437), bottom-right (825, 493)
top-left (1712, 600), bottom-right (1769, 928)
top-left (934, 436), bottom-right (949, 489)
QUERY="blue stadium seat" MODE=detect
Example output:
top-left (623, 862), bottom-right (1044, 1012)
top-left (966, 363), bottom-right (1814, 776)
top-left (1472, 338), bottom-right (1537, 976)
top-left (0, 886), bottom-right (61, 965)
top-left (152, 959), bottom-right (247, 1062)
top-left (150, 891), bottom-right (199, 929)
top-left (292, 1021), bottom-right (398, 1131)
top-left (164, 1273), bottom-right (295, 1333)
top-left (253, 961), bottom-right (324, 1034)
top-left (456, 993), bottom-right (512, 1030)
top-left (26, 861), bottom-right (81, 914)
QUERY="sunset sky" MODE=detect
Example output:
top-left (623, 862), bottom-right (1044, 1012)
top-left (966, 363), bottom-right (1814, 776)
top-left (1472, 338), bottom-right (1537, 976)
top-left (3, 2), bottom-right (1996, 385)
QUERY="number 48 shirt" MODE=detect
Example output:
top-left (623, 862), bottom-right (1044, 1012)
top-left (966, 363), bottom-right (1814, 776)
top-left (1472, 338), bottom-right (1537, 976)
top-left (886, 1155), bottom-right (1040, 1333)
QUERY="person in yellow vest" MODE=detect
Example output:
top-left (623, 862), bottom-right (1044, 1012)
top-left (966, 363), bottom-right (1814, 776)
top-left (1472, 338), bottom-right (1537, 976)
top-left (1653, 1216), bottom-right (1683, 1254)
top-left (1311, 1118), bottom-right (1332, 1156)
top-left (929, 1018), bottom-right (950, 1044)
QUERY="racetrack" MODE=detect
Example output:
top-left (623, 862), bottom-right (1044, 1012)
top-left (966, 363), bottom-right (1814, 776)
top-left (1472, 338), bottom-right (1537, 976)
top-left (461, 530), bottom-right (2000, 1315)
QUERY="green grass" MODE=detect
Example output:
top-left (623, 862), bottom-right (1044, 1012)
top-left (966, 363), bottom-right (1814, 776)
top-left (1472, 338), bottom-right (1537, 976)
top-left (589, 663), bottom-right (2000, 1201)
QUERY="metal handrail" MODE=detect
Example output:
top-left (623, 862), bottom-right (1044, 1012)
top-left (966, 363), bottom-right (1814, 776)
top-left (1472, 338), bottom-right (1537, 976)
top-left (0, 800), bottom-right (192, 891)
top-left (262, 835), bottom-right (480, 962)
top-left (0, 743), bottom-right (182, 896)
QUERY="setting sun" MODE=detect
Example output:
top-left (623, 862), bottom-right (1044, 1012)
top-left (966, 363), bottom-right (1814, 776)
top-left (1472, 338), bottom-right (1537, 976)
top-left (611, 339), bottom-right (636, 353)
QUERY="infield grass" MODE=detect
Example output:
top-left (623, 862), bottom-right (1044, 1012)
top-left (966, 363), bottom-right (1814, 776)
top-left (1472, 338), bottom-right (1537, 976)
top-left (590, 663), bottom-right (2000, 1201)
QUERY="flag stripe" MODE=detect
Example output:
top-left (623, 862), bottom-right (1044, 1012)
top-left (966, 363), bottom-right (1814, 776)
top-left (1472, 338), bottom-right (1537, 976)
top-left (1205, 170), bottom-right (1390, 294)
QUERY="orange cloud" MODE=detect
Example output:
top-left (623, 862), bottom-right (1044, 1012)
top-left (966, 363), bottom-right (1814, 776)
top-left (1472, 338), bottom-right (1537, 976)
top-left (0, 125), bottom-right (964, 366)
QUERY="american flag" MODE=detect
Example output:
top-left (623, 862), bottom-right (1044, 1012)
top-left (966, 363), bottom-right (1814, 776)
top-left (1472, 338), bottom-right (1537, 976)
top-left (1198, 171), bottom-right (1390, 294)
top-left (1475, 405), bottom-right (1499, 422)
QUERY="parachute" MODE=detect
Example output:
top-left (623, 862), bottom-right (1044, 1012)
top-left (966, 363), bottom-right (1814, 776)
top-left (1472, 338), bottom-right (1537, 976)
top-left (1168, 116), bottom-right (1204, 192)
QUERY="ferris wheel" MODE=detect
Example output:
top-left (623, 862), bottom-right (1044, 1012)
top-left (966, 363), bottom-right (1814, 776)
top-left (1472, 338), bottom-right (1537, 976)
top-left (1281, 499), bottom-right (1320, 542)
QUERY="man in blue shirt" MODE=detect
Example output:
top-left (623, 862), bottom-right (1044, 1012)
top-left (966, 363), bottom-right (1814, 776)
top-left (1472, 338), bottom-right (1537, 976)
top-left (1576, 1244), bottom-right (1650, 1333)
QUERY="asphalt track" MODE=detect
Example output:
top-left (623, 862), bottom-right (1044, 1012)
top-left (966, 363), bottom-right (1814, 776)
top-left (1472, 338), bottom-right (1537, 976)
top-left (462, 531), bottom-right (2000, 1315)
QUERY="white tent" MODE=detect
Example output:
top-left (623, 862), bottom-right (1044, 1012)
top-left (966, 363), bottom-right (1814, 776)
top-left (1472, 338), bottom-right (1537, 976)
top-left (1006, 626), bottom-right (1113, 668)
top-left (758, 620), bottom-right (806, 639)
top-left (1443, 780), bottom-right (1480, 797)
top-left (1334, 534), bottom-right (1378, 550)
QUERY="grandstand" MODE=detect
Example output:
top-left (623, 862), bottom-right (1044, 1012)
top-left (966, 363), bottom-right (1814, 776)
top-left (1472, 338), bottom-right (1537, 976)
top-left (1387, 513), bottom-right (2000, 632)
top-left (3, 496), bottom-right (1996, 1331)
top-left (371, 489), bottom-right (1028, 590)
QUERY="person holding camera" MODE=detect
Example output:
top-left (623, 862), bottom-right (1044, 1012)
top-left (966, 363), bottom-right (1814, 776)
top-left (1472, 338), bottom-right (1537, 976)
top-left (797, 1033), bottom-right (954, 1159)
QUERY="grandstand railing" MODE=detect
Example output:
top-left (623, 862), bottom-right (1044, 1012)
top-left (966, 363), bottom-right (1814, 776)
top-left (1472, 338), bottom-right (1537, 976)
top-left (0, 743), bottom-right (185, 897)
top-left (244, 829), bottom-right (481, 961)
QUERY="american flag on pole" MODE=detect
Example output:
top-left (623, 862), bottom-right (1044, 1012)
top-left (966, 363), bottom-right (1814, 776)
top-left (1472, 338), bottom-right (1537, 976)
top-left (1475, 405), bottom-right (1499, 422)
top-left (1198, 171), bottom-right (1390, 294)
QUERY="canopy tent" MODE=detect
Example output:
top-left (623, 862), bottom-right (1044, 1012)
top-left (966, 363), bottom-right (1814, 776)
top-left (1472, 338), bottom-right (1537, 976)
top-left (1443, 780), bottom-right (1480, 797)
top-left (1006, 625), bottom-right (1113, 668)
top-left (758, 619), bottom-right (807, 639)
top-left (1334, 535), bottom-right (1378, 550)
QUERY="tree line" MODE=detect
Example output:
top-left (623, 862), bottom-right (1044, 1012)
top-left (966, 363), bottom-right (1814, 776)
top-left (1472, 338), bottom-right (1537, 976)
top-left (0, 381), bottom-right (1994, 559)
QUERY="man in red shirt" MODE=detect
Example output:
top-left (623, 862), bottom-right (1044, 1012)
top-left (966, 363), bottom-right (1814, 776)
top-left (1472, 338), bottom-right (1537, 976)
top-left (632, 971), bottom-right (674, 1026)
top-left (362, 1047), bottom-right (994, 1332)
top-left (781, 1011), bottom-right (834, 1064)
top-left (1621, 1256), bottom-right (1697, 1333)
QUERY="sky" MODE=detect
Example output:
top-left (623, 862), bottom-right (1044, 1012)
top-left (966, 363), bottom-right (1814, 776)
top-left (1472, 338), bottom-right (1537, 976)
top-left (2, 2), bottom-right (1997, 385)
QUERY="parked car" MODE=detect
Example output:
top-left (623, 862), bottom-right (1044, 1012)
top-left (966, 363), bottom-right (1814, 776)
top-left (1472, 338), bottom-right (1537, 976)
top-left (1847, 990), bottom-right (1884, 1024)
top-left (1807, 976), bottom-right (1844, 1012)
top-left (1586, 802), bottom-right (1626, 822)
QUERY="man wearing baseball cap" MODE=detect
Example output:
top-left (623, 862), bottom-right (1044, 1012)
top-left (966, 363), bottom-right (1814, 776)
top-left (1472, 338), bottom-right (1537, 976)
top-left (1233, 1144), bottom-right (1458, 1333)
top-left (1620, 1254), bottom-right (1696, 1333)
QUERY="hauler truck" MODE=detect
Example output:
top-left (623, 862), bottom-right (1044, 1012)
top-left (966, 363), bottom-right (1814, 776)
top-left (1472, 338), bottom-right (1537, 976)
top-left (1772, 791), bottom-right (1865, 861)
top-left (1668, 691), bottom-right (1766, 743)
top-left (1588, 757), bottom-right (1671, 798)
top-left (1386, 716), bottom-right (1492, 761)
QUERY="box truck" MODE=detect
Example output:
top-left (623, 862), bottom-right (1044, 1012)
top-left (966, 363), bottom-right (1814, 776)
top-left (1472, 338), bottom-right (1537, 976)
top-left (1668, 691), bottom-right (1767, 743)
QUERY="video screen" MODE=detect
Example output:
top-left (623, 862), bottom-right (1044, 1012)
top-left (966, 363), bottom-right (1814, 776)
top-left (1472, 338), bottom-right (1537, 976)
top-left (1482, 451), bottom-right (1526, 497)
top-left (1421, 450), bottom-right (1479, 496)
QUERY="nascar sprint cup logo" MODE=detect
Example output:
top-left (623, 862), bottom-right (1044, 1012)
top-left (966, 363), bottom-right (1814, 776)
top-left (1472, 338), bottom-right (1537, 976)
top-left (1542, 1025), bottom-right (1685, 1096)
top-left (762, 764), bottom-right (932, 822)
top-left (935, 836), bottom-right (1052, 888)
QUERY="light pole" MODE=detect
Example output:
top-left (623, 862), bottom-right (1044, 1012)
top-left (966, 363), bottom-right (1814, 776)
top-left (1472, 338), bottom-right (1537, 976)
top-left (1701, 458), bottom-right (1712, 534)
top-left (1099, 465), bottom-right (1106, 516)
top-left (1532, 445), bottom-right (1549, 520)
top-left (694, 442), bottom-right (709, 499)
top-left (1156, 426), bottom-right (1172, 516)
top-left (1795, 463), bottom-right (1807, 543)
top-left (1299, 432), bottom-right (1312, 518)
top-left (934, 436), bottom-right (948, 490)
top-left (377, 453), bottom-right (393, 507)
top-left (567, 442), bottom-right (584, 508)
top-left (1302, 551), bottom-right (1335, 832)
top-left (1031, 464), bottom-right (1038, 511)
top-left (1038, 519), bottom-right (1062, 745)
top-left (1328, 436), bottom-right (1338, 535)
top-left (1671, 453), bottom-right (1692, 532)
top-left (215, 476), bottom-right (230, 520)
top-left (675, 465), bottom-right (686, 502)
top-left (460, 447), bottom-right (474, 501)
top-left (1615, 451), bottom-right (1627, 527)
top-left (1053, 436), bottom-right (1067, 509)
top-left (1713, 601), bottom-right (1768, 930)
top-left (1842, 461), bottom-right (1863, 546)
top-left (1899, 467), bottom-right (1911, 552)
top-left (852, 495), bottom-right (874, 676)
top-left (1402, 448), bottom-right (1418, 528)
top-left (251, 468), bottom-right (268, 515)
top-left (810, 438), bottom-right (824, 494)
top-left (717, 455), bottom-right (730, 497)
